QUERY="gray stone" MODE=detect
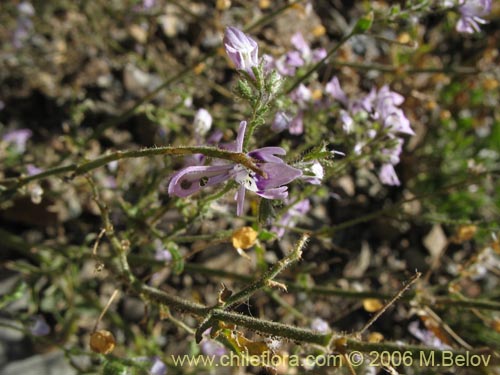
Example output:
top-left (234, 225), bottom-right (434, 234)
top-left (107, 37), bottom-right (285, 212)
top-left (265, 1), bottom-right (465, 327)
top-left (0, 350), bottom-right (76, 375)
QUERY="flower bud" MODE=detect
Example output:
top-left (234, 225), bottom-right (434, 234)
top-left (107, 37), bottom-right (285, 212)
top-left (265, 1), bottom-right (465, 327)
top-left (193, 108), bottom-right (212, 137)
top-left (223, 27), bottom-right (259, 77)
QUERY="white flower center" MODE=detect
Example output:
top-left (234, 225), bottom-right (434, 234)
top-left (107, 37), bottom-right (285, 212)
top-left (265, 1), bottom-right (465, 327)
top-left (233, 165), bottom-right (258, 191)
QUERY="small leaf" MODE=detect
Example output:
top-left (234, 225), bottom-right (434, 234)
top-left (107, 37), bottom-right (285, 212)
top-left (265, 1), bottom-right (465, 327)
top-left (167, 242), bottom-right (184, 275)
top-left (353, 12), bottom-right (374, 34)
top-left (258, 199), bottom-right (276, 225)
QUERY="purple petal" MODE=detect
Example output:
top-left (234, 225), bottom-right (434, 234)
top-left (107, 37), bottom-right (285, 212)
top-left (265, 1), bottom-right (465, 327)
top-left (384, 108), bottom-right (414, 135)
top-left (223, 27), bottom-right (259, 76)
top-left (248, 147), bottom-right (286, 163)
top-left (168, 165), bottom-right (232, 197)
top-left (289, 111), bottom-right (304, 135)
top-left (3, 128), bottom-right (32, 152)
top-left (150, 357), bottom-right (167, 375)
top-left (271, 111), bottom-right (291, 133)
top-left (291, 32), bottom-right (310, 53)
top-left (30, 315), bottom-right (50, 336)
top-left (256, 162), bottom-right (302, 190)
top-left (379, 164), bottom-right (400, 186)
top-left (235, 121), bottom-right (246, 152)
top-left (325, 77), bottom-right (348, 106)
top-left (256, 186), bottom-right (288, 200)
top-left (235, 185), bottom-right (246, 216)
top-left (285, 51), bottom-right (304, 68)
top-left (312, 48), bottom-right (327, 62)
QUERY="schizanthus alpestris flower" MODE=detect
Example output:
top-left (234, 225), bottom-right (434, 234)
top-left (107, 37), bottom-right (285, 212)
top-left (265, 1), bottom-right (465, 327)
top-left (168, 121), bottom-right (302, 215)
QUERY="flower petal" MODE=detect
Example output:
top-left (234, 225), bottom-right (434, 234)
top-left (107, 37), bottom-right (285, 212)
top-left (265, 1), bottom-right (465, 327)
top-left (256, 186), bottom-right (288, 200)
top-left (257, 162), bottom-right (302, 190)
top-left (235, 185), bottom-right (246, 216)
top-left (248, 147), bottom-right (286, 163)
top-left (168, 165), bottom-right (232, 197)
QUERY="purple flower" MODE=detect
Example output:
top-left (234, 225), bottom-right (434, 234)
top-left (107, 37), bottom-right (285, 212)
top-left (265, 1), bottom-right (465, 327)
top-left (223, 27), bottom-right (259, 77)
top-left (150, 357), bottom-right (167, 375)
top-left (311, 317), bottom-right (330, 333)
top-left (456, 0), bottom-right (491, 33)
top-left (379, 164), bottom-right (400, 186)
top-left (271, 111), bottom-right (291, 133)
top-left (267, 32), bottom-right (326, 77)
top-left (3, 128), bottom-right (32, 153)
top-left (142, 0), bottom-right (156, 9)
top-left (272, 199), bottom-right (310, 238)
top-left (154, 239), bottom-right (172, 262)
top-left (289, 110), bottom-right (304, 135)
top-left (325, 77), bottom-right (348, 107)
top-left (30, 315), bottom-right (50, 336)
top-left (26, 164), bottom-right (43, 176)
top-left (200, 329), bottom-right (226, 356)
top-left (168, 121), bottom-right (302, 215)
top-left (285, 51), bottom-right (305, 69)
top-left (408, 321), bottom-right (451, 349)
top-left (373, 86), bottom-right (414, 135)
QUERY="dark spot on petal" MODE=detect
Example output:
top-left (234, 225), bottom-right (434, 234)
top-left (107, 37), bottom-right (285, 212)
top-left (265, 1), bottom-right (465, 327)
top-left (199, 176), bottom-right (209, 186)
top-left (180, 180), bottom-right (193, 190)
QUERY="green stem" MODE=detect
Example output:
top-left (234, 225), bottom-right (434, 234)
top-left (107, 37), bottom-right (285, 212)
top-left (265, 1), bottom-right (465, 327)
top-left (179, 263), bottom-right (500, 311)
top-left (222, 234), bottom-right (309, 309)
top-left (0, 146), bottom-right (264, 200)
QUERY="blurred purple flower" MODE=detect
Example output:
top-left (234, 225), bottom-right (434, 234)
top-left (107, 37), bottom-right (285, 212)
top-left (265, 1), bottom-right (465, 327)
top-left (271, 111), bottom-right (291, 133)
top-left (168, 121), bottom-right (302, 215)
top-left (3, 128), bottom-right (32, 153)
top-left (223, 27), bottom-right (259, 77)
top-left (311, 317), bottom-right (330, 333)
top-left (289, 111), bottom-right (304, 135)
top-left (18, 1), bottom-right (35, 15)
top-left (26, 164), bottom-right (42, 176)
top-left (408, 321), bottom-right (451, 349)
top-left (150, 357), bottom-right (167, 375)
top-left (456, 0), bottom-right (491, 33)
top-left (325, 76), bottom-right (348, 106)
top-left (378, 164), bottom-right (400, 186)
top-left (327, 77), bottom-right (413, 135)
top-left (30, 315), bottom-right (50, 336)
top-left (142, 0), bottom-right (156, 9)
top-left (290, 84), bottom-right (312, 105)
top-left (270, 32), bottom-right (327, 77)
top-left (13, 2), bottom-right (34, 49)
top-left (154, 239), bottom-right (172, 263)
top-left (272, 199), bottom-right (310, 238)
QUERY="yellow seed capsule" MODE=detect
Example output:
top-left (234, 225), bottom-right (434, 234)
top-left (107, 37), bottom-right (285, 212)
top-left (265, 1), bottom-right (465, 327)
top-left (312, 88), bottom-right (323, 101)
top-left (259, 0), bottom-right (270, 9)
top-left (89, 330), bottom-right (116, 354)
top-left (232, 227), bottom-right (258, 250)
top-left (312, 25), bottom-right (326, 37)
top-left (453, 225), bottom-right (477, 243)
top-left (216, 0), bottom-right (231, 10)
top-left (363, 298), bottom-right (384, 312)
top-left (492, 319), bottom-right (500, 333)
top-left (368, 332), bottom-right (384, 343)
